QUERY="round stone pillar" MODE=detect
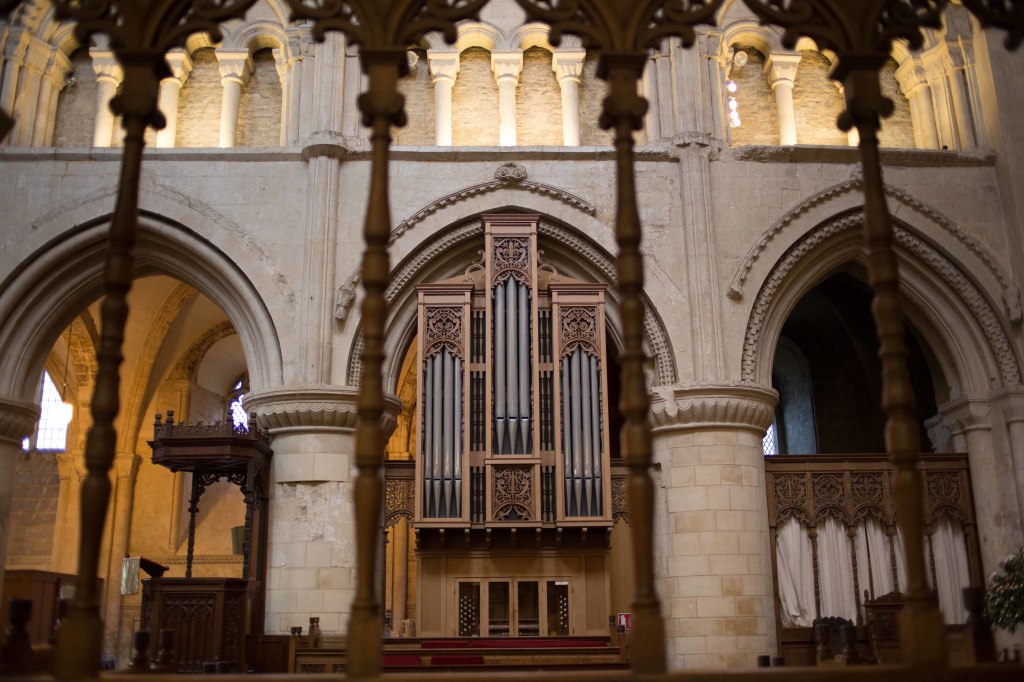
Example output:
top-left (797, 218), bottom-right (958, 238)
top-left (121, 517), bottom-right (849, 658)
top-left (0, 396), bottom-right (40, 592)
top-left (246, 386), bottom-right (401, 635)
top-left (649, 384), bottom-right (777, 670)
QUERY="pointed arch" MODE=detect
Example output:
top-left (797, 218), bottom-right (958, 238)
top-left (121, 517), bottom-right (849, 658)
top-left (739, 210), bottom-right (1022, 401)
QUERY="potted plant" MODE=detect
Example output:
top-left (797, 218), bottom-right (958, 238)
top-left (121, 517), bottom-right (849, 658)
top-left (986, 547), bottom-right (1024, 634)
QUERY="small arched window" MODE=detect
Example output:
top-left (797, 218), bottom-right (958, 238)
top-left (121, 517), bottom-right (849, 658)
top-left (24, 371), bottom-right (72, 452)
top-left (228, 374), bottom-right (249, 431)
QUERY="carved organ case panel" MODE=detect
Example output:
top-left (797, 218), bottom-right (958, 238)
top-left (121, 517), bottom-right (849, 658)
top-left (415, 214), bottom-right (611, 528)
top-left (416, 287), bottom-right (472, 524)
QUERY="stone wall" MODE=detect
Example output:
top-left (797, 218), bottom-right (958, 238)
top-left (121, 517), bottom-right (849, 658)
top-left (7, 452), bottom-right (59, 561)
top-left (176, 48), bottom-right (221, 148)
top-left (728, 48), bottom-right (778, 146)
top-left (792, 50), bottom-right (848, 147)
top-left (52, 48), bottom-right (96, 148)
top-left (579, 53), bottom-right (610, 146)
top-left (237, 49), bottom-right (282, 148)
top-left (393, 51), bottom-right (434, 146)
top-left (878, 58), bottom-right (915, 149)
top-left (515, 46), bottom-right (562, 146)
top-left (452, 47), bottom-right (499, 146)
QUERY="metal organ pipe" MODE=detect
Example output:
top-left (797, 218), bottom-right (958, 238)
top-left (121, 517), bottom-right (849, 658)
top-left (518, 284), bottom-right (530, 453)
top-left (453, 359), bottom-right (463, 517)
top-left (423, 360), bottom-right (434, 516)
top-left (494, 283), bottom-right (506, 452)
top-left (506, 279), bottom-right (518, 452)
top-left (432, 353), bottom-right (443, 516)
top-left (442, 351), bottom-right (454, 515)
top-left (561, 347), bottom-right (603, 516)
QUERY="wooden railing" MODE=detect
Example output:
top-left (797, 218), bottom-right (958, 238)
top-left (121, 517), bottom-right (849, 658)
top-left (0, 0), bottom-right (1017, 679)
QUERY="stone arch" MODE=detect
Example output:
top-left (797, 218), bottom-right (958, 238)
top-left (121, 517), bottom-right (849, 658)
top-left (0, 205), bottom-right (283, 406)
top-left (345, 206), bottom-right (677, 390)
top-left (739, 210), bottom-right (1022, 402)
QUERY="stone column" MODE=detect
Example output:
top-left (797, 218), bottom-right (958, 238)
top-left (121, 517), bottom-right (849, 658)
top-left (427, 49), bottom-right (459, 146)
top-left (765, 52), bottom-right (801, 146)
top-left (943, 397), bottom-right (1024, 585)
top-left (491, 50), bottom-right (523, 147)
top-left (53, 452), bottom-right (84, 574)
top-left (155, 50), bottom-right (192, 148)
top-left (650, 385), bottom-right (777, 669)
top-left (36, 52), bottom-right (71, 147)
top-left (246, 387), bottom-right (402, 635)
top-left (90, 49), bottom-right (122, 148)
top-left (102, 453), bottom-right (141, 658)
top-left (215, 50), bottom-right (253, 148)
top-left (922, 45), bottom-right (958, 150)
top-left (552, 48), bottom-right (585, 146)
top-left (894, 56), bottom-right (939, 149)
top-left (944, 43), bottom-right (977, 150)
top-left (992, 390), bottom-right (1024, 541)
top-left (391, 517), bottom-right (409, 635)
top-left (0, 397), bottom-right (40, 595)
top-left (1, 29), bottom-right (28, 135)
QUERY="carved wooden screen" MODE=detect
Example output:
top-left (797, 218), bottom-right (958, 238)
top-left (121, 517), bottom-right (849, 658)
top-left (415, 214), bottom-right (611, 526)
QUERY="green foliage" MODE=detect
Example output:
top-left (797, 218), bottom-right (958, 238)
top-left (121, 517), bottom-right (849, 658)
top-left (987, 546), bottom-right (1024, 633)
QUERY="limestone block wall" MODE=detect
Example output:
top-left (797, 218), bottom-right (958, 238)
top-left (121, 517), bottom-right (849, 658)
top-left (452, 47), bottom-right (499, 146)
top-left (579, 53), bottom-right (610, 146)
top-left (175, 48), bottom-right (221, 148)
top-left (728, 48), bottom-right (778, 147)
top-left (6, 452), bottom-right (59, 562)
top-left (878, 58), bottom-right (914, 149)
top-left (393, 51), bottom-right (435, 146)
top-left (515, 46), bottom-right (561, 146)
top-left (52, 49), bottom-right (97, 148)
top-left (237, 49), bottom-right (283, 148)
top-left (792, 50), bottom-right (848, 147)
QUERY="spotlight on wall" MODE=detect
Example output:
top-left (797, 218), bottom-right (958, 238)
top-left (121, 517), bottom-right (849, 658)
top-left (64, 75), bottom-right (77, 90)
top-left (732, 50), bottom-right (748, 68)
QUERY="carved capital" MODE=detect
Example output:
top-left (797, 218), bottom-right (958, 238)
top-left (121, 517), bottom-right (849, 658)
top-left (649, 384), bottom-right (777, 434)
top-left (89, 49), bottom-right (123, 85)
top-left (245, 385), bottom-right (402, 438)
top-left (163, 49), bottom-right (193, 87)
top-left (215, 49), bottom-right (253, 85)
top-left (0, 396), bottom-right (40, 446)
top-left (113, 452), bottom-right (141, 480)
top-left (552, 48), bottom-right (585, 83)
top-left (990, 388), bottom-right (1024, 426)
top-left (427, 48), bottom-right (459, 85)
top-left (940, 396), bottom-right (992, 435)
top-left (764, 51), bottom-right (801, 87)
top-left (893, 56), bottom-right (928, 97)
top-left (22, 36), bottom-right (52, 73)
top-left (491, 49), bottom-right (523, 84)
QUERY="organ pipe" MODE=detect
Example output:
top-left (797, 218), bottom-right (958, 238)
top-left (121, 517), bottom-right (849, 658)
top-left (506, 280), bottom-right (518, 451)
top-left (423, 348), bottom-right (463, 518)
top-left (518, 283), bottom-right (531, 453)
top-left (494, 282), bottom-right (506, 452)
top-left (561, 346), bottom-right (604, 517)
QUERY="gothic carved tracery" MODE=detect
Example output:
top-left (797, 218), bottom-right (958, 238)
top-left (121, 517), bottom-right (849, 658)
top-left (423, 306), bottom-right (464, 359)
top-left (559, 306), bottom-right (599, 358)
top-left (491, 237), bottom-right (531, 285)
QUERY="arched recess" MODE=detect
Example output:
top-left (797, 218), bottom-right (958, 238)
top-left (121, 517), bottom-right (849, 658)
top-left (740, 210), bottom-right (1023, 404)
top-left (345, 207), bottom-right (678, 392)
top-left (0, 210), bottom-right (283, 408)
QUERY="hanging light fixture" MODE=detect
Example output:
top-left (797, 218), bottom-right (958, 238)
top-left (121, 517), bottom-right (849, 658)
top-left (57, 326), bottom-right (74, 427)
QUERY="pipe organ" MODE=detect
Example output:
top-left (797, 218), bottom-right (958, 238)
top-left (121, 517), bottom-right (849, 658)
top-left (415, 214), bottom-right (612, 528)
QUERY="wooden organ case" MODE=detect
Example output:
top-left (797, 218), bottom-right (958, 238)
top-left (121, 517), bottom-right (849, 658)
top-left (412, 214), bottom-right (614, 638)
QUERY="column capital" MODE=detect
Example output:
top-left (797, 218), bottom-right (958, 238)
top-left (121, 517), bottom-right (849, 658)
top-left (0, 396), bottom-right (39, 446)
top-left (163, 49), bottom-right (193, 86)
top-left (990, 388), bottom-right (1024, 425)
top-left (491, 49), bottom-right (524, 83)
top-left (893, 56), bottom-right (928, 97)
top-left (215, 48), bottom-right (253, 85)
top-left (427, 48), bottom-right (460, 85)
top-left (764, 51), bottom-right (801, 87)
top-left (89, 49), bottom-right (123, 84)
top-left (22, 36), bottom-right (52, 73)
top-left (940, 395), bottom-right (992, 434)
top-left (649, 383), bottom-right (777, 434)
top-left (245, 385), bottom-right (403, 437)
top-left (3, 27), bottom-right (30, 63)
top-left (45, 50), bottom-right (72, 87)
top-left (552, 48), bottom-right (585, 83)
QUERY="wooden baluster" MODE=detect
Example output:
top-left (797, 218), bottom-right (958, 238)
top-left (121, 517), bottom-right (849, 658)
top-left (46, 2), bottom-right (259, 677)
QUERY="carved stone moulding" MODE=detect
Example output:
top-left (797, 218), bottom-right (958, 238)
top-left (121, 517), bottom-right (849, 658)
top-left (244, 385), bottom-right (403, 435)
top-left (0, 396), bottom-right (41, 444)
top-left (649, 383), bottom-right (777, 434)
